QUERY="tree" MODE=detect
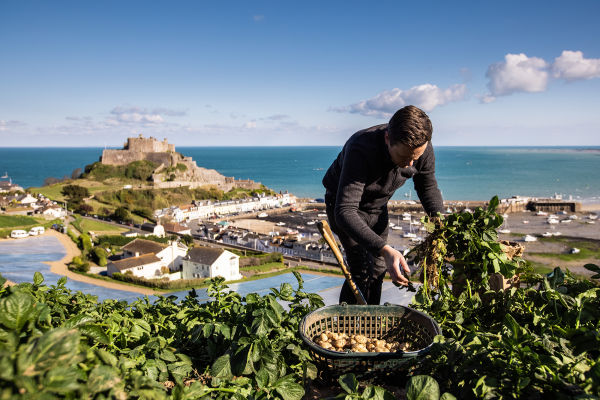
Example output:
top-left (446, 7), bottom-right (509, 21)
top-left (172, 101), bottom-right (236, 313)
top-left (114, 206), bottom-right (131, 223)
top-left (92, 247), bottom-right (107, 267)
top-left (180, 235), bottom-right (194, 247)
top-left (62, 185), bottom-right (90, 204)
top-left (77, 203), bottom-right (93, 215)
top-left (79, 233), bottom-right (92, 252)
top-left (71, 168), bottom-right (82, 180)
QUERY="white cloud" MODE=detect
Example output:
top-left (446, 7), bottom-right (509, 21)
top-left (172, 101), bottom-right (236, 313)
top-left (253, 15), bottom-right (264, 22)
top-left (333, 83), bottom-right (467, 118)
top-left (0, 120), bottom-right (26, 131)
top-left (485, 53), bottom-right (549, 98)
top-left (243, 121), bottom-right (257, 129)
top-left (108, 106), bottom-right (186, 125)
top-left (552, 50), bottom-right (600, 81)
top-left (265, 114), bottom-right (289, 121)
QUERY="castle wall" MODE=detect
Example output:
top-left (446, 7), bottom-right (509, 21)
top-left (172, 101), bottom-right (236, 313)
top-left (101, 149), bottom-right (145, 165)
top-left (126, 137), bottom-right (174, 153)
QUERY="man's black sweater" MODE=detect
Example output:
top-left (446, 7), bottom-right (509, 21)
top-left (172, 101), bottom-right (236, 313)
top-left (322, 124), bottom-right (444, 254)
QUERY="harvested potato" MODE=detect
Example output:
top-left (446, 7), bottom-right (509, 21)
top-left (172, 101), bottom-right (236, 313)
top-left (313, 331), bottom-right (413, 353)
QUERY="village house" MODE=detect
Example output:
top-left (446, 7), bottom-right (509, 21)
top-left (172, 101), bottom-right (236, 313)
top-left (39, 204), bottom-right (67, 219)
top-left (121, 238), bottom-right (188, 271)
top-left (17, 193), bottom-right (38, 206)
top-left (182, 246), bottom-right (242, 281)
top-left (163, 222), bottom-right (192, 236)
top-left (106, 253), bottom-right (165, 279)
top-left (140, 222), bottom-right (166, 237)
top-left (154, 193), bottom-right (297, 223)
top-left (0, 180), bottom-right (24, 193)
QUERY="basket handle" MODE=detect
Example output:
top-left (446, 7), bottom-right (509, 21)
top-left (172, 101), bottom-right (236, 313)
top-left (318, 220), bottom-right (367, 305)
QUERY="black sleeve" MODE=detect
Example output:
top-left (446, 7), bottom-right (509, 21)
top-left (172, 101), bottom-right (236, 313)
top-left (334, 144), bottom-right (387, 254)
top-left (413, 142), bottom-right (444, 216)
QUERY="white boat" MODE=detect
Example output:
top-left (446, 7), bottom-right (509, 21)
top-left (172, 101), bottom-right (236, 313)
top-left (547, 218), bottom-right (559, 224)
top-left (410, 220), bottom-right (421, 226)
top-left (560, 219), bottom-right (572, 224)
top-left (570, 248), bottom-right (580, 254)
top-left (389, 222), bottom-right (395, 227)
top-left (587, 214), bottom-right (598, 220)
top-left (258, 212), bottom-right (268, 218)
top-left (402, 213), bottom-right (411, 221)
top-left (276, 222), bottom-right (286, 226)
top-left (317, 213), bottom-right (327, 217)
top-left (307, 221), bottom-right (316, 225)
top-left (410, 236), bottom-right (423, 243)
top-left (536, 211), bottom-right (548, 216)
top-left (498, 229), bottom-right (511, 234)
top-left (391, 226), bottom-right (403, 231)
top-left (586, 221), bottom-right (596, 225)
top-left (524, 234), bottom-right (537, 242)
top-left (568, 215), bottom-right (578, 220)
top-left (403, 232), bottom-right (417, 238)
top-left (553, 231), bottom-right (562, 236)
top-left (542, 232), bottom-right (554, 237)
top-left (522, 220), bottom-right (529, 224)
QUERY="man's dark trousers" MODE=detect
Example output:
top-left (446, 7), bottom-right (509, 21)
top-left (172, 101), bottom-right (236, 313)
top-left (325, 197), bottom-right (388, 305)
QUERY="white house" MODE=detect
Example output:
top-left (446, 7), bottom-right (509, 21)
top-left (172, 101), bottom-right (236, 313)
top-left (182, 247), bottom-right (242, 281)
top-left (40, 205), bottom-right (67, 219)
top-left (17, 194), bottom-right (38, 205)
top-left (107, 253), bottom-right (164, 278)
top-left (121, 238), bottom-right (188, 272)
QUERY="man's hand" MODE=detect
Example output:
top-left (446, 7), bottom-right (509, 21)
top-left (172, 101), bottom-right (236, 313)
top-left (380, 245), bottom-right (411, 286)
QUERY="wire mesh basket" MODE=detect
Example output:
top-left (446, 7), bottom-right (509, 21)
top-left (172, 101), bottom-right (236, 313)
top-left (299, 303), bottom-right (441, 378)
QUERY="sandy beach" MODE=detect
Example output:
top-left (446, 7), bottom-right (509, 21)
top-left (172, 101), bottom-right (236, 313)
top-left (1, 230), bottom-right (163, 296)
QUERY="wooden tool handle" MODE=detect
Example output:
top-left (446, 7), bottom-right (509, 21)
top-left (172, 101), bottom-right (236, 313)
top-left (317, 220), bottom-right (367, 305)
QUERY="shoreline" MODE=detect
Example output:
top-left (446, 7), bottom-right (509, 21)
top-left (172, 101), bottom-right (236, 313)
top-left (1, 230), bottom-right (164, 296)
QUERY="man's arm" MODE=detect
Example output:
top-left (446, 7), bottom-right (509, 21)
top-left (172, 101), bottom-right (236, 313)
top-left (333, 145), bottom-right (386, 254)
top-left (413, 142), bottom-right (444, 215)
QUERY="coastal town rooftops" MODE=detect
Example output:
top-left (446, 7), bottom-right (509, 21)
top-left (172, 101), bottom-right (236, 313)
top-left (108, 253), bottom-right (161, 271)
top-left (186, 247), bottom-right (229, 265)
top-left (122, 238), bottom-right (167, 255)
top-left (163, 222), bottom-right (190, 233)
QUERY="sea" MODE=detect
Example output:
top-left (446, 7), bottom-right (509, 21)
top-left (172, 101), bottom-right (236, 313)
top-left (1, 146), bottom-right (599, 202)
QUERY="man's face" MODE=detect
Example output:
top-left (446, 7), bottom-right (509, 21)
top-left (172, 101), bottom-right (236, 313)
top-left (385, 131), bottom-right (428, 168)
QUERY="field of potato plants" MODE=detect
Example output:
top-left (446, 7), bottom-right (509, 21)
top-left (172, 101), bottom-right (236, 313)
top-left (0, 197), bottom-right (598, 399)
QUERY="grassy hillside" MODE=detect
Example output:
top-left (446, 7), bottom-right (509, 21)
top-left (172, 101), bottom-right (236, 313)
top-left (29, 159), bottom-right (276, 221)
top-left (0, 215), bottom-right (39, 228)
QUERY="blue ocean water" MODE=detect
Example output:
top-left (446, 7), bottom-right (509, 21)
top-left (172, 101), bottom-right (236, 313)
top-left (1, 146), bottom-right (599, 201)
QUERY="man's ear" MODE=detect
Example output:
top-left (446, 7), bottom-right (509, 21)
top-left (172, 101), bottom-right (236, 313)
top-left (384, 130), bottom-right (390, 146)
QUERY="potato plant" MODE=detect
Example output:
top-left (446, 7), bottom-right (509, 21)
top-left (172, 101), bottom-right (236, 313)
top-left (404, 197), bottom-right (600, 398)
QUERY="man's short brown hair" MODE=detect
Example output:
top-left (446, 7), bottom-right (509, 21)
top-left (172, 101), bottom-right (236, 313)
top-left (387, 105), bottom-right (432, 148)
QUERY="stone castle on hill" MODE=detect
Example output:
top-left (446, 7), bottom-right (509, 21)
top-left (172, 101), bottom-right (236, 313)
top-left (101, 134), bottom-right (262, 191)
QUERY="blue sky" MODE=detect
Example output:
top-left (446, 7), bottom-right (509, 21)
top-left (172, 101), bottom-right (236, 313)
top-left (1, 0), bottom-right (599, 146)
